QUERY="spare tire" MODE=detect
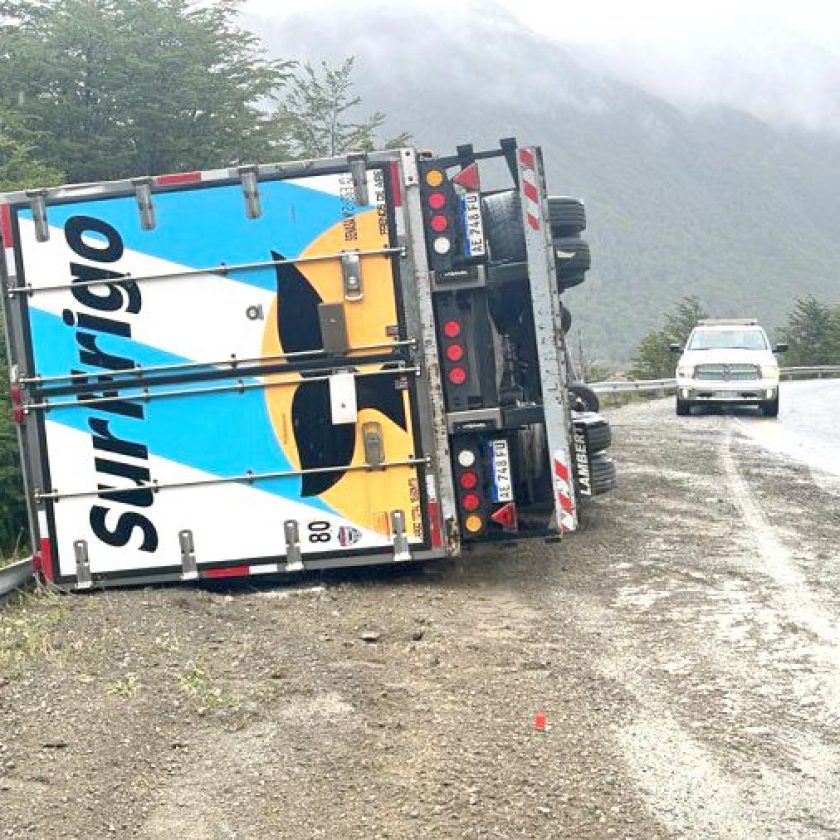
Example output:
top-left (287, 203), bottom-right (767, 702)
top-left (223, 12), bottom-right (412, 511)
top-left (558, 272), bottom-right (587, 293)
top-left (482, 190), bottom-right (525, 264)
top-left (583, 421), bottom-right (611, 453)
top-left (554, 236), bottom-right (591, 277)
top-left (548, 196), bottom-right (586, 236)
top-left (589, 452), bottom-right (616, 495)
top-left (569, 382), bottom-right (599, 413)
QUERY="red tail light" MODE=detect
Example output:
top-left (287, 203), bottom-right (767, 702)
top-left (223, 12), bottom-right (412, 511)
top-left (428, 191), bottom-right (447, 210)
top-left (448, 366), bottom-right (467, 385)
top-left (446, 344), bottom-right (464, 362)
top-left (443, 320), bottom-right (461, 338)
top-left (430, 214), bottom-right (448, 233)
top-left (459, 470), bottom-right (478, 489)
top-left (461, 492), bottom-right (481, 512)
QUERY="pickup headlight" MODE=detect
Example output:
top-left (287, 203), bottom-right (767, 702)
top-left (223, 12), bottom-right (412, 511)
top-left (676, 365), bottom-right (693, 378)
top-left (761, 364), bottom-right (779, 380)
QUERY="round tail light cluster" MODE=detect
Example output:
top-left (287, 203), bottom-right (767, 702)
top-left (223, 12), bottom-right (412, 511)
top-left (441, 318), bottom-right (467, 387)
top-left (454, 446), bottom-right (486, 537)
top-left (423, 168), bottom-right (454, 262)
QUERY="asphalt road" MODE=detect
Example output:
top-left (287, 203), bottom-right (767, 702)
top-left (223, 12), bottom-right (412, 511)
top-left (735, 379), bottom-right (840, 485)
top-left (1, 389), bottom-right (839, 838)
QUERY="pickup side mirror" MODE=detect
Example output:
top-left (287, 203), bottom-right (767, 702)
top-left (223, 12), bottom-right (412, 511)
top-left (669, 343), bottom-right (682, 353)
top-left (773, 342), bottom-right (788, 353)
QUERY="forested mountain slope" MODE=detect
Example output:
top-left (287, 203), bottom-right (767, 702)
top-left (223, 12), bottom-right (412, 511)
top-left (250, 4), bottom-right (840, 361)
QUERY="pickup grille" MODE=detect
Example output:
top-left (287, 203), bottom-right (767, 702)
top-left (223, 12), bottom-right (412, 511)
top-left (694, 363), bottom-right (761, 381)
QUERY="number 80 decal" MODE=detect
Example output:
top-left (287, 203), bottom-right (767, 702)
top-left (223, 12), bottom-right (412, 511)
top-left (308, 521), bottom-right (332, 543)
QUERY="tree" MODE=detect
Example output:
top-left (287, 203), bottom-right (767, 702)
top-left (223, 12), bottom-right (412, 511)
top-left (0, 107), bottom-right (56, 557)
top-left (778, 296), bottom-right (840, 366)
top-left (0, 359), bottom-right (27, 558)
top-left (631, 296), bottom-right (708, 379)
top-left (0, 106), bottom-right (63, 190)
top-left (274, 57), bottom-right (410, 159)
top-left (0, 0), bottom-right (292, 182)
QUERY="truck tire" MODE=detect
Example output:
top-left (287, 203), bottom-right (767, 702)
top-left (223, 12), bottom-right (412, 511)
top-left (548, 197), bottom-right (586, 236)
top-left (589, 453), bottom-right (616, 495)
top-left (482, 190), bottom-right (525, 264)
top-left (558, 272), bottom-right (587, 292)
top-left (584, 421), bottom-right (611, 453)
top-left (676, 398), bottom-right (691, 416)
top-left (569, 382), bottom-right (599, 413)
top-left (554, 236), bottom-right (590, 276)
top-left (560, 302), bottom-right (572, 333)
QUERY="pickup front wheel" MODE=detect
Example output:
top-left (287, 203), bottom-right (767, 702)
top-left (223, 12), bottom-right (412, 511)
top-left (676, 398), bottom-right (691, 416)
top-left (761, 395), bottom-right (779, 418)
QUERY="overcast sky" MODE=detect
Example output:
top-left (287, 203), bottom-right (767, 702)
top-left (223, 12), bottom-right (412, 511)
top-left (244, 0), bottom-right (840, 52)
top-left (244, 0), bottom-right (840, 134)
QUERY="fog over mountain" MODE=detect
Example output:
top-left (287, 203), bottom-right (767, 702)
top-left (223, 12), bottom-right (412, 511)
top-left (566, 17), bottom-right (840, 137)
top-left (246, 2), bottom-right (840, 362)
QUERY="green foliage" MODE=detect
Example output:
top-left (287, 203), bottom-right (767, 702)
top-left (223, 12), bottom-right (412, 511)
top-left (777, 296), bottom-right (840, 366)
top-left (0, 107), bottom-right (63, 190)
top-left (274, 57), bottom-right (410, 159)
top-left (0, 0), bottom-right (291, 181)
top-left (0, 313), bottom-right (27, 559)
top-left (630, 296), bottom-right (708, 379)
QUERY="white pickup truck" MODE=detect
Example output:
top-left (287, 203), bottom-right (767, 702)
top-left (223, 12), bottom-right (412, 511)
top-left (673, 319), bottom-right (787, 417)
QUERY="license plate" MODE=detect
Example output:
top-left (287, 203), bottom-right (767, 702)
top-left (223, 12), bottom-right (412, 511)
top-left (488, 439), bottom-right (512, 502)
top-left (460, 192), bottom-right (486, 258)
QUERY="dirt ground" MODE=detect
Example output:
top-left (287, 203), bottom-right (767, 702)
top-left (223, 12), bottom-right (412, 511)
top-left (2, 398), bottom-right (839, 839)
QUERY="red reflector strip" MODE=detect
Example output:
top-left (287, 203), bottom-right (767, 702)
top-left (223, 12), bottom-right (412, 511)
top-left (519, 147), bottom-right (536, 171)
top-left (523, 180), bottom-right (539, 203)
top-left (427, 500), bottom-right (442, 548)
top-left (0, 203), bottom-right (13, 247)
top-left (39, 537), bottom-right (54, 582)
top-left (389, 161), bottom-right (403, 207)
top-left (154, 171), bottom-right (201, 186)
top-left (203, 564), bottom-right (249, 579)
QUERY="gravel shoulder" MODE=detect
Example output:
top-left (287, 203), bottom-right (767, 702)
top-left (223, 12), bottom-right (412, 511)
top-left (1, 397), bottom-right (839, 839)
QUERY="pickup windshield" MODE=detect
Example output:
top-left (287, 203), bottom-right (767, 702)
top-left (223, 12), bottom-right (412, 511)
top-left (688, 329), bottom-right (768, 351)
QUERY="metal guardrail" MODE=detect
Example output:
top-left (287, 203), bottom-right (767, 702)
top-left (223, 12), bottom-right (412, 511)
top-left (780, 366), bottom-right (840, 380)
top-left (0, 558), bottom-right (34, 599)
top-left (590, 366), bottom-right (840, 396)
top-left (591, 378), bottom-right (676, 395)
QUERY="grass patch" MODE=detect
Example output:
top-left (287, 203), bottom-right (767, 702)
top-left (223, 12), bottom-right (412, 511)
top-left (178, 662), bottom-right (242, 716)
top-left (106, 673), bottom-right (142, 699)
top-left (0, 590), bottom-right (67, 670)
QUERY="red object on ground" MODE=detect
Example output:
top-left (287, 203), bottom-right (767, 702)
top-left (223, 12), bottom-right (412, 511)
top-left (534, 710), bottom-right (547, 731)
